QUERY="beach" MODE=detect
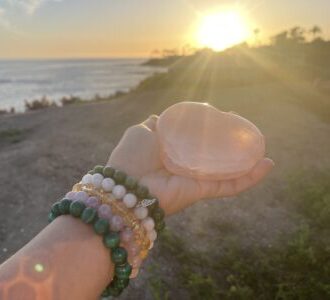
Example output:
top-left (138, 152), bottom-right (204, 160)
top-left (1, 65), bottom-right (329, 298)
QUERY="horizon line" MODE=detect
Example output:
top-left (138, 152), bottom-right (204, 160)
top-left (0, 55), bottom-right (150, 61)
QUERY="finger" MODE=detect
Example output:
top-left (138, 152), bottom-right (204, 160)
top-left (141, 115), bottom-right (159, 131)
top-left (107, 124), bottom-right (163, 178)
top-left (221, 158), bottom-right (274, 196)
top-left (200, 158), bottom-right (274, 198)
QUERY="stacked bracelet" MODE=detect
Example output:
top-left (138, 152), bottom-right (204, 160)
top-left (86, 165), bottom-right (165, 234)
top-left (48, 165), bottom-right (166, 298)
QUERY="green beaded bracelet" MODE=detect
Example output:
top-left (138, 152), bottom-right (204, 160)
top-left (91, 165), bottom-right (166, 234)
top-left (48, 198), bottom-right (132, 298)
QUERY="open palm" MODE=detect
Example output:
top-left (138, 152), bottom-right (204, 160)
top-left (108, 115), bottom-right (274, 215)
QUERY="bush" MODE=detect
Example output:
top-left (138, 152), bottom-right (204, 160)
top-left (25, 96), bottom-right (57, 111)
top-left (60, 95), bottom-right (83, 106)
top-left (0, 107), bottom-right (15, 115)
top-left (150, 171), bottom-right (330, 300)
top-left (0, 128), bottom-right (25, 143)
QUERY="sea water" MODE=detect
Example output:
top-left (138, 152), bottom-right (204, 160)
top-left (0, 58), bottom-right (165, 111)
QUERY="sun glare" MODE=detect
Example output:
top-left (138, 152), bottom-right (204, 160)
top-left (197, 10), bottom-right (250, 51)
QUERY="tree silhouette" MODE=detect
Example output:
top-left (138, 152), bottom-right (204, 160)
top-left (253, 28), bottom-right (260, 46)
top-left (272, 31), bottom-right (289, 46)
top-left (309, 25), bottom-right (322, 40)
top-left (289, 26), bottom-right (305, 43)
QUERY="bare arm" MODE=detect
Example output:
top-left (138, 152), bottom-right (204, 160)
top-left (0, 216), bottom-right (112, 300)
top-left (0, 115), bottom-right (273, 300)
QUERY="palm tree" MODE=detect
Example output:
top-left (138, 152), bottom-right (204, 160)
top-left (253, 28), bottom-right (260, 46)
top-left (309, 25), bottom-right (322, 40)
top-left (289, 26), bottom-right (305, 43)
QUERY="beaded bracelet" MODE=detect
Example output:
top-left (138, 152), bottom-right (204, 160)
top-left (48, 165), bottom-right (166, 298)
top-left (48, 198), bottom-right (131, 297)
top-left (84, 165), bottom-right (165, 235)
top-left (72, 182), bottom-right (151, 260)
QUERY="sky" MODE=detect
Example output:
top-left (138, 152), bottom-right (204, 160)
top-left (0, 0), bottom-right (329, 58)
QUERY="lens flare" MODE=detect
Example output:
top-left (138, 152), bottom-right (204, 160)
top-left (34, 263), bottom-right (44, 273)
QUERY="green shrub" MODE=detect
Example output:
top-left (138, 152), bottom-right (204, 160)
top-left (60, 95), bottom-right (83, 106)
top-left (25, 96), bottom-right (57, 111)
top-left (152, 171), bottom-right (330, 300)
top-left (0, 128), bottom-right (25, 143)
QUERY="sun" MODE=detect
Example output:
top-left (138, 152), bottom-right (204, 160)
top-left (196, 10), bottom-right (250, 51)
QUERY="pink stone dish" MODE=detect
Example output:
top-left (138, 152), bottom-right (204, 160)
top-left (156, 102), bottom-right (266, 180)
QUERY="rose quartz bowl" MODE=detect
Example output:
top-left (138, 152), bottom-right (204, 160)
top-left (156, 102), bottom-right (265, 180)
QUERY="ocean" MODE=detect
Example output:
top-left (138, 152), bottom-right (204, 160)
top-left (0, 58), bottom-right (165, 112)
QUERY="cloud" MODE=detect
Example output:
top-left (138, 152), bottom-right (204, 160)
top-left (5, 0), bottom-right (62, 15)
top-left (15, 0), bottom-right (44, 15)
top-left (0, 6), bottom-right (11, 29)
top-left (0, 0), bottom-right (62, 31)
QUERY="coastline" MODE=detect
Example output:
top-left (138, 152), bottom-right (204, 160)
top-left (0, 58), bottom-right (167, 114)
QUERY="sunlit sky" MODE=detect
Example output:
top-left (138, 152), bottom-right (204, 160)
top-left (0, 0), bottom-right (329, 58)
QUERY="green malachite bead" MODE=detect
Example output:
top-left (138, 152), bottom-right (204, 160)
top-left (152, 207), bottom-right (165, 222)
top-left (93, 165), bottom-right (104, 174)
top-left (113, 276), bottom-right (129, 289)
top-left (124, 176), bottom-right (137, 190)
top-left (113, 170), bottom-right (126, 184)
top-left (93, 218), bottom-right (109, 235)
top-left (147, 198), bottom-right (159, 214)
top-left (87, 170), bottom-right (95, 175)
top-left (69, 201), bottom-right (86, 217)
top-left (136, 184), bottom-right (149, 198)
top-left (103, 166), bottom-right (115, 178)
top-left (81, 207), bottom-right (97, 224)
top-left (115, 263), bottom-right (132, 279)
top-left (100, 287), bottom-right (110, 297)
top-left (51, 201), bottom-right (61, 216)
top-left (103, 232), bottom-right (120, 249)
top-left (48, 211), bottom-right (56, 223)
top-left (155, 220), bottom-right (166, 232)
top-left (111, 247), bottom-right (128, 265)
top-left (59, 199), bottom-right (72, 214)
top-left (108, 284), bottom-right (123, 297)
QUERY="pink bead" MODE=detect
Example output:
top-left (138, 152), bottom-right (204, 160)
top-left (86, 196), bottom-right (101, 208)
top-left (147, 230), bottom-right (157, 242)
top-left (127, 242), bottom-right (141, 257)
top-left (120, 229), bottom-right (134, 243)
top-left (110, 215), bottom-right (124, 231)
top-left (130, 268), bottom-right (139, 278)
top-left (130, 255), bottom-right (142, 268)
top-left (142, 217), bottom-right (155, 232)
top-left (65, 191), bottom-right (76, 200)
top-left (98, 204), bottom-right (112, 219)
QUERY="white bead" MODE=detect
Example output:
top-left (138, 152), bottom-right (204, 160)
top-left (101, 178), bottom-right (115, 192)
top-left (74, 191), bottom-right (89, 202)
top-left (112, 185), bottom-right (126, 199)
top-left (142, 217), bottom-right (155, 231)
top-left (123, 193), bottom-right (137, 208)
top-left (147, 229), bottom-right (157, 242)
top-left (92, 173), bottom-right (104, 188)
top-left (148, 242), bottom-right (154, 250)
top-left (81, 174), bottom-right (93, 184)
top-left (134, 207), bottom-right (148, 220)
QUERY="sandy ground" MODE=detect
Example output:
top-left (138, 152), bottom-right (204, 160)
top-left (0, 81), bottom-right (329, 299)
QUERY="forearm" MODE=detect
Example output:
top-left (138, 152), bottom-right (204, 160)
top-left (0, 216), bottom-right (113, 300)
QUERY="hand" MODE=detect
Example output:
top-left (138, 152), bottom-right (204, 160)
top-left (108, 115), bottom-right (274, 215)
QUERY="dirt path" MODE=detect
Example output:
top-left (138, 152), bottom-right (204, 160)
top-left (0, 82), bottom-right (329, 299)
